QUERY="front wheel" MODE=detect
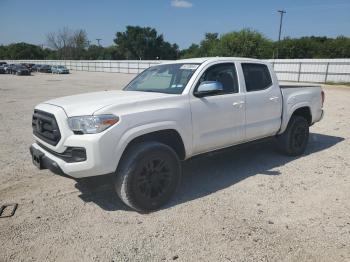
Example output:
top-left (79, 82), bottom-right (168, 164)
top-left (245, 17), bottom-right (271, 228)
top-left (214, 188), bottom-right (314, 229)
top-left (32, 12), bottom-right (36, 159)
top-left (277, 115), bottom-right (309, 156)
top-left (114, 141), bottom-right (181, 212)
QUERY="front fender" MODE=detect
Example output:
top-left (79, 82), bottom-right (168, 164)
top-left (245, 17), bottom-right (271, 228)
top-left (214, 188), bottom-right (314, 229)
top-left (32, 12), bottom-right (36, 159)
top-left (113, 121), bottom-right (191, 170)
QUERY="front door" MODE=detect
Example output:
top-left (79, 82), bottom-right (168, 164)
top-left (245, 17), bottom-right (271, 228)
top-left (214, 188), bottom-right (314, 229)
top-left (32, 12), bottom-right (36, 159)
top-left (190, 63), bottom-right (246, 154)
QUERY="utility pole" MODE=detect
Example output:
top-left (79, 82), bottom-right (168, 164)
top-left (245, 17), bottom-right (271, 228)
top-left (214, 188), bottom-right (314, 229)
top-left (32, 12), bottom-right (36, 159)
top-left (96, 38), bottom-right (102, 46)
top-left (276, 10), bottom-right (286, 59)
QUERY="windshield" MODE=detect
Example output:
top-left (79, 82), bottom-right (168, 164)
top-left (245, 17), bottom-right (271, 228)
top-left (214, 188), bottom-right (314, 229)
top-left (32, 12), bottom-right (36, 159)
top-left (124, 63), bottom-right (200, 94)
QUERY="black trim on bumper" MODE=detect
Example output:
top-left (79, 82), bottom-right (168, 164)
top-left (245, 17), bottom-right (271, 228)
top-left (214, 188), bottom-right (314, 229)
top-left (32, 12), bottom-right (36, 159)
top-left (30, 146), bottom-right (74, 179)
top-left (37, 142), bottom-right (87, 163)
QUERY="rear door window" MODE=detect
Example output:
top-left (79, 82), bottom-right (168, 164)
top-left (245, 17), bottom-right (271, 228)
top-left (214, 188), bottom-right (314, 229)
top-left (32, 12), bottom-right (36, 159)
top-left (242, 63), bottom-right (272, 92)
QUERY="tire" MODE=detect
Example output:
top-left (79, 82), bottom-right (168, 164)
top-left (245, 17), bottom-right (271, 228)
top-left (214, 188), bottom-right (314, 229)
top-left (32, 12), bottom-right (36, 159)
top-left (114, 141), bottom-right (181, 212)
top-left (277, 115), bottom-right (309, 156)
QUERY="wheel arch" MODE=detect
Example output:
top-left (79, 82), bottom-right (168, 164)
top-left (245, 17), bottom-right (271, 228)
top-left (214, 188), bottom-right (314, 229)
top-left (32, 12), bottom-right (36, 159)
top-left (123, 129), bottom-right (186, 160)
top-left (291, 106), bottom-right (312, 125)
top-left (279, 104), bottom-right (312, 134)
top-left (115, 122), bottom-right (189, 171)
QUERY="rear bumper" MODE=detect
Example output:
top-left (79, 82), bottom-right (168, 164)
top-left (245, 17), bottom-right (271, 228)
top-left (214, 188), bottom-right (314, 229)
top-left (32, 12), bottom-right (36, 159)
top-left (314, 109), bottom-right (324, 123)
top-left (309, 109), bottom-right (324, 127)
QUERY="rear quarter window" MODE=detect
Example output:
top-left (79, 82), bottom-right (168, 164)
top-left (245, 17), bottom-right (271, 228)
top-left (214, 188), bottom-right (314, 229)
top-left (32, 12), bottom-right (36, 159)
top-left (242, 63), bottom-right (272, 92)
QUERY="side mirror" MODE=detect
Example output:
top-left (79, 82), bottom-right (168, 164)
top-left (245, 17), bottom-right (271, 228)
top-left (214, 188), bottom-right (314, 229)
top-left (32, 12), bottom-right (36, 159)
top-left (194, 81), bottom-right (223, 98)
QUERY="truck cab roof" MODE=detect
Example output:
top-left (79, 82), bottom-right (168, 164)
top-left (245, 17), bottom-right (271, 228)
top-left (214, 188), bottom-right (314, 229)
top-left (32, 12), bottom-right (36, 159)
top-left (171, 57), bottom-right (262, 65)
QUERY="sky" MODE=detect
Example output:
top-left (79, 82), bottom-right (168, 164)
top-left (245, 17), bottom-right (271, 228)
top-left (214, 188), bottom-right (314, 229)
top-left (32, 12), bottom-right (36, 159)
top-left (0, 0), bottom-right (349, 49)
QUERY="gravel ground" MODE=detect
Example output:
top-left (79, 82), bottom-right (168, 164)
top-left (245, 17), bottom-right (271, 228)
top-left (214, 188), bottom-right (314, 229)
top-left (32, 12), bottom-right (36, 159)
top-left (0, 71), bottom-right (349, 262)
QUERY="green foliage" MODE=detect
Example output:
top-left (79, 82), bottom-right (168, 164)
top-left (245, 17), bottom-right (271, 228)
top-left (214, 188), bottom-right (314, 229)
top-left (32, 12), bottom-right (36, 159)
top-left (180, 44), bottom-right (200, 58)
top-left (277, 36), bottom-right (350, 58)
top-left (85, 45), bottom-right (106, 60)
top-left (182, 29), bottom-right (273, 58)
top-left (0, 42), bottom-right (54, 59)
top-left (1, 27), bottom-right (349, 60)
top-left (181, 30), bottom-right (350, 59)
top-left (113, 26), bottom-right (178, 60)
top-left (200, 33), bottom-right (220, 56)
top-left (84, 45), bottom-right (124, 60)
top-left (219, 29), bottom-right (273, 58)
top-left (278, 36), bottom-right (325, 58)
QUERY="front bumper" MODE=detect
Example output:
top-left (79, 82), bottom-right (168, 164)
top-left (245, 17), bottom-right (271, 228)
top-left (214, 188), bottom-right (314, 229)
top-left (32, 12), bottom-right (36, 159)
top-left (30, 145), bottom-right (69, 178)
top-left (30, 140), bottom-right (113, 179)
top-left (31, 103), bottom-right (126, 179)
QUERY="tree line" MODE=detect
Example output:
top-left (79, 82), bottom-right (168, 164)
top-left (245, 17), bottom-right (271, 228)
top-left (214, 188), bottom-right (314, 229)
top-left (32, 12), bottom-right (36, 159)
top-left (181, 29), bottom-right (350, 59)
top-left (0, 26), bottom-right (349, 60)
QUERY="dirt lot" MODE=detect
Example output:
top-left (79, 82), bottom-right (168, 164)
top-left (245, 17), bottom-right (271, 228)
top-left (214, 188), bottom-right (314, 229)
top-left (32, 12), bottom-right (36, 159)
top-left (0, 71), bottom-right (349, 262)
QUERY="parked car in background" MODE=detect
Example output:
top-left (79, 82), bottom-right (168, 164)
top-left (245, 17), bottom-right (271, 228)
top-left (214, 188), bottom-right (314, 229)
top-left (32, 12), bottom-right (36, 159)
top-left (28, 63), bottom-right (35, 71)
top-left (0, 65), bottom-right (5, 74)
top-left (20, 63), bottom-right (35, 72)
top-left (12, 65), bottom-right (31, 75)
top-left (0, 61), bottom-right (7, 66)
top-left (4, 64), bottom-right (16, 74)
top-left (51, 65), bottom-right (69, 74)
top-left (31, 64), bottom-right (42, 72)
top-left (39, 65), bottom-right (52, 73)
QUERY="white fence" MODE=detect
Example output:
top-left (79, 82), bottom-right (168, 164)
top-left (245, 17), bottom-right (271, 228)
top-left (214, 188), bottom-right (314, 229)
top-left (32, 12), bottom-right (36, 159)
top-left (5, 59), bottom-right (350, 83)
top-left (268, 59), bottom-right (350, 83)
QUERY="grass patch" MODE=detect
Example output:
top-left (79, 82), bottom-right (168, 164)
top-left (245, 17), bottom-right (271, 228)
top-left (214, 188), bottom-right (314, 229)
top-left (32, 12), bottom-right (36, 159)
top-left (325, 81), bottom-right (350, 87)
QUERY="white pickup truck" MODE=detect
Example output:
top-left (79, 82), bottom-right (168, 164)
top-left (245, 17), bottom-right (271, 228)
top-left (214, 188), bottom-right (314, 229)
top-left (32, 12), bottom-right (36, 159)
top-left (30, 57), bottom-right (324, 211)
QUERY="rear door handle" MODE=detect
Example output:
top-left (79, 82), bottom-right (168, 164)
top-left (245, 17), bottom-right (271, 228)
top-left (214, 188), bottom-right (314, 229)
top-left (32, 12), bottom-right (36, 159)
top-left (269, 96), bottom-right (279, 101)
top-left (232, 101), bottom-right (245, 108)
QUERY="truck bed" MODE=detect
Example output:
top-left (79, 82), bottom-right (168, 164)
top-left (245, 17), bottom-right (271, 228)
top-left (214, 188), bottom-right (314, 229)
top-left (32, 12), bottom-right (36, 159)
top-left (279, 84), bottom-right (323, 134)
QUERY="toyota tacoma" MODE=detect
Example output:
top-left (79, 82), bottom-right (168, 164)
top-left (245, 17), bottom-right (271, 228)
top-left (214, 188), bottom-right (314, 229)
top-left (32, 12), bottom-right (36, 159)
top-left (30, 57), bottom-right (324, 212)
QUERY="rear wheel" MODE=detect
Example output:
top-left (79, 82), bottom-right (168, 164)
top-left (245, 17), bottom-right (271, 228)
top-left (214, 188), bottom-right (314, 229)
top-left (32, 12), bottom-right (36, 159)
top-left (114, 141), bottom-right (181, 212)
top-left (277, 115), bottom-right (309, 156)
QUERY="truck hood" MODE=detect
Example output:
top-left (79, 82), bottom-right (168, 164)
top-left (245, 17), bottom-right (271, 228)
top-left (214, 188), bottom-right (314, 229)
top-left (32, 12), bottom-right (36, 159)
top-left (44, 90), bottom-right (171, 116)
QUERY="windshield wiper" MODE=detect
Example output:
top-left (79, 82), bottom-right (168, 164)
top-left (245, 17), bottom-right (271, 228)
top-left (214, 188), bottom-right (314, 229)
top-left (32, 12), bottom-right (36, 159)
top-left (137, 89), bottom-right (165, 93)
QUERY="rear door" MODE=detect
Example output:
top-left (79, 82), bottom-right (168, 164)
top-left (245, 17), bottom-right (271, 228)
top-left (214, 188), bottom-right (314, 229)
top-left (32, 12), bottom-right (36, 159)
top-left (190, 62), bottom-right (246, 154)
top-left (241, 63), bottom-right (282, 140)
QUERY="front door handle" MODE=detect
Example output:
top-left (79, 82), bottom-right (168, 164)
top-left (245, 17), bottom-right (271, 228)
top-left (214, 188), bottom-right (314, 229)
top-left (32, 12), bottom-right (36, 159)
top-left (269, 96), bottom-right (279, 102)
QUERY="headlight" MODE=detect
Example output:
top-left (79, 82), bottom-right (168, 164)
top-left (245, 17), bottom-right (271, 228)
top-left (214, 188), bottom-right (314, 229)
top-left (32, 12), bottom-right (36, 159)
top-left (68, 114), bottom-right (119, 134)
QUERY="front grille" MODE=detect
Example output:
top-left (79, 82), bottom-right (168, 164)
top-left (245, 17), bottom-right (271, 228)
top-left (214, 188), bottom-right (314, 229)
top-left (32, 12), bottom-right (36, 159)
top-left (32, 110), bottom-right (61, 146)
